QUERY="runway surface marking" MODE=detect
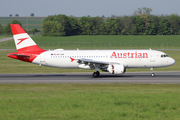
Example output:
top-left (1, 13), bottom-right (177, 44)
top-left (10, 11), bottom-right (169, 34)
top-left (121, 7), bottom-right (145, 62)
top-left (0, 72), bottom-right (180, 83)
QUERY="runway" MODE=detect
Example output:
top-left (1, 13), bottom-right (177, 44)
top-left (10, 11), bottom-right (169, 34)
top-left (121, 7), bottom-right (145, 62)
top-left (0, 72), bottom-right (180, 83)
top-left (0, 37), bottom-right (13, 42)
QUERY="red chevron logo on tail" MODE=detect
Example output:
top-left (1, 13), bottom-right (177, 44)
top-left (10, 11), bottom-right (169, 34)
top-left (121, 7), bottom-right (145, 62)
top-left (17, 37), bottom-right (29, 45)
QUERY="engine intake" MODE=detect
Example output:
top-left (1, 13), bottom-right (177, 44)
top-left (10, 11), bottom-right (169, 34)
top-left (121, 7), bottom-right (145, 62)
top-left (107, 64), bottom-right (126, 74)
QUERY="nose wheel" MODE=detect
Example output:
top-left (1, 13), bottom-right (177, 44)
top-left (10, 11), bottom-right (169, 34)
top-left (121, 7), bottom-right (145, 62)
top-left (92, 71), bottom-right (100, 77)
top-left (150, 68), bottom-right (155, 77)
top-left (151, 73), bottom-right (155, 77)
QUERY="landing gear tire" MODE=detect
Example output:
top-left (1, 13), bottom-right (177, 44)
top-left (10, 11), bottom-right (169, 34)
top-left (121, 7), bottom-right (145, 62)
top-left (97, 71), bottom-right (100, 76)
top-left (151, 73), bottom-right (155, 77)
top-left (150, 68), bottom-right (155, 77)
top-left (92, 71), bottom-right (100, 77)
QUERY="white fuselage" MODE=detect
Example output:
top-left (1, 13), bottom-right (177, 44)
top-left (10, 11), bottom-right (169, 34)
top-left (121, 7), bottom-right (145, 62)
top-left (32, 49), bottom-right (175, 69)
top-left (9, 24), bottom-right (176, 77)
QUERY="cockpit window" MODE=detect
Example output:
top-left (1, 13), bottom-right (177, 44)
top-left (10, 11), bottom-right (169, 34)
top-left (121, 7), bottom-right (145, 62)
top-left (161, 54), bottom-right (169, 58)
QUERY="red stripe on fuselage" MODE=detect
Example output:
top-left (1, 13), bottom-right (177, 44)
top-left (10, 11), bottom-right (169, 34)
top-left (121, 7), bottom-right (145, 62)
top-left (8, 45), bottom-right (46, 63)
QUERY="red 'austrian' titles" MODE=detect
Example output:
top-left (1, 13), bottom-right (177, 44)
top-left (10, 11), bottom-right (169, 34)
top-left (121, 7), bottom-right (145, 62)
top-left (111, 52), bottom-right (148, 58)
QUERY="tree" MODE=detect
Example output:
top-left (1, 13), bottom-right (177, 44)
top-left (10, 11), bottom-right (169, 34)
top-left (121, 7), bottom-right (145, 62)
top-left (149, 15), bottom-right (160, 34)
top-left (31, 28), bottom-right (39, 34)
top-left (78, 17), bottom-right (88, 35)
top-left (3, 23), bottom-right (11, 34)
top-left (9, 14), bottom-right (12, 17)
top-left (11, 19), bottom-right (22, 26)
top-left (101, 15), bottom-right (105, 18)
top-left (167, 14), bottom-right (180, 35)
top-left (134, 7), bottom-right (152, 16)
top-left (140, 13), bottom-right (150, 34)
top-left (130, 24), bottom-right (137, 35)
top-left (100, 22), bottom-right (111, 35)
top-left (158, 18), bottom-right (171, 35)
top-left (147, 19), bottom-right (157, 35)
top-left (121, 16), bottom-right (134, 35)
top-left (68, 17), bottom-right (81, 35)
top-left (142, 7), bottom-right (152, 15)
top-left (0, 23), bottom-right (3, 34)
top-left (105, 18), bottom-right (122, 35)
top-left (134, 16), bottom-right (145, 35)
top-left (42, 14), bottom-right (81, 36)
top-left (111, 14), bottom-right (116, 18)
top-left (15, 14), bottom-right (19, 17)
top-left (30, 13), bottom-right (34, 17)
top-left (3, 20), bottom-right (22, 34)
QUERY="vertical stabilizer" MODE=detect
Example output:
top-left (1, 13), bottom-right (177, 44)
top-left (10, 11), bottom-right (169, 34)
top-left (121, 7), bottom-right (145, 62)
top-left (10, 24), bottom-right (43, 52)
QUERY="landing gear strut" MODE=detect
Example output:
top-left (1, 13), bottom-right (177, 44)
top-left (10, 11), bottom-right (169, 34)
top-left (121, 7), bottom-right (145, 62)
top-left (150, 68), bottom-right (155, 77)
top-left (92, 71), bottom-right (100, 77)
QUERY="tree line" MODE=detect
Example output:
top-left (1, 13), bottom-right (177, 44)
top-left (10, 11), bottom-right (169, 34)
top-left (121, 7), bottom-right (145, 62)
top-left (0, 20), bottom-right (22, 35)
top-left (41, 14), bottom-right (180, 36)
top-left (0, 12), bottom-right (180, 36)
top-left (0, 20), bottom-right (39, 35)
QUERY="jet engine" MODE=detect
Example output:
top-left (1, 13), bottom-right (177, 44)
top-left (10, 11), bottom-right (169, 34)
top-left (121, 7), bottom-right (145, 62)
top-left (107, 64), bottom-right (126, 74)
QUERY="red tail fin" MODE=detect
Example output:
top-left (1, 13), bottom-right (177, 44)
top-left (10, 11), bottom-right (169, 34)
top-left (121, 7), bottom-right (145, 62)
top-left (8, 24), bottom-right (46, 63)
top-left (10, 24), bottom-right (44, 52)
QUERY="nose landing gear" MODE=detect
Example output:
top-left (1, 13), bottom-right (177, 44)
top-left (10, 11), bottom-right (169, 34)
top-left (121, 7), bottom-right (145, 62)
top-left (150, 68), bottom-right (155, 77)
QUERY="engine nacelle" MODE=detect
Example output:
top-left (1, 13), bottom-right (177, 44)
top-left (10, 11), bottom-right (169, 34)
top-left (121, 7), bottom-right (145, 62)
top-left (107, 64), bottom-right (126, 74)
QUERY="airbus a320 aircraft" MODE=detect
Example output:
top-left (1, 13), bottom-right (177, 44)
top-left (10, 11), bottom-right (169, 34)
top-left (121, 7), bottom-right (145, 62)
top-left (8, 24), bottom-right (175, 77)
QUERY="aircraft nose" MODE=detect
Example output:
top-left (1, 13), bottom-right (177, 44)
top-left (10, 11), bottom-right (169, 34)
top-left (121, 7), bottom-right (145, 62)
top-left (170, 58), bottom-right (175, 65)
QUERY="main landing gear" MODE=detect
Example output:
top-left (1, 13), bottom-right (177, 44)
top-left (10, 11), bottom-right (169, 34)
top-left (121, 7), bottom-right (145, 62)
top-left (150, 68), bottom-right (155, 77)
top-left (92, 71), bottom-right (100, 77)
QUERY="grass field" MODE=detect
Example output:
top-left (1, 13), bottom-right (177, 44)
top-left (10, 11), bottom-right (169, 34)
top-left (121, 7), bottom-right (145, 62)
top-left (1, 83), bottom-right (180, 120)
top-left (0, 35), bottom-right (12, 39)
top-left (0, 17), bottom-right (45, 30)
top-left (0, 35), bottom-right (180, 49)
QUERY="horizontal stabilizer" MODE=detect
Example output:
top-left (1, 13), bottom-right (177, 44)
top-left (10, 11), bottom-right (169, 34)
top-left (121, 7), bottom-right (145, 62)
top-left (9, 54), bottom-right (30, 57)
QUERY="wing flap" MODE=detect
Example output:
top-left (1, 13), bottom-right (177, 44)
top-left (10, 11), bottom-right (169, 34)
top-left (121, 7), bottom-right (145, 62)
top-left (80, 58), bottom-right (118, 65)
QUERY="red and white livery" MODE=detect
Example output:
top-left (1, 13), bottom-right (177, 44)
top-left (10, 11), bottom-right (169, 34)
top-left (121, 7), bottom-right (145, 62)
top-left (8, 24), bottom-right (175, 77)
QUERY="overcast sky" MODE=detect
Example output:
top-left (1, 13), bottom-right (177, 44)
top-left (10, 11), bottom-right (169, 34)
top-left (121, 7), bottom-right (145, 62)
top-left (1, 0), bottom-right (180, 17)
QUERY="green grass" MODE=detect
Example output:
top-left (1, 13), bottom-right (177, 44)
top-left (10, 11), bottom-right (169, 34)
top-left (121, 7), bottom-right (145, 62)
top-left (0, 35), bottom-right (12, 39)
top-left (0, 35), bottom-right (180, 49)
top-left (0, 50), bottom-right (179, 73)
top-left (0, 17), bottom-right (45, 30)
top-left (0, 83), bottom-right (180, 120)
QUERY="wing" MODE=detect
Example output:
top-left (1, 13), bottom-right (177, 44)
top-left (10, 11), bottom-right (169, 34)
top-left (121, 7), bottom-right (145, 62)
top-left (79, 58), bottom-right (118, 65)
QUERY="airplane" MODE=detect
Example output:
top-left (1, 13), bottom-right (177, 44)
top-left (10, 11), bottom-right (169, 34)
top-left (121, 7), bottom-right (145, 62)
top-left (8, 24), bottom-right (175, 77)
